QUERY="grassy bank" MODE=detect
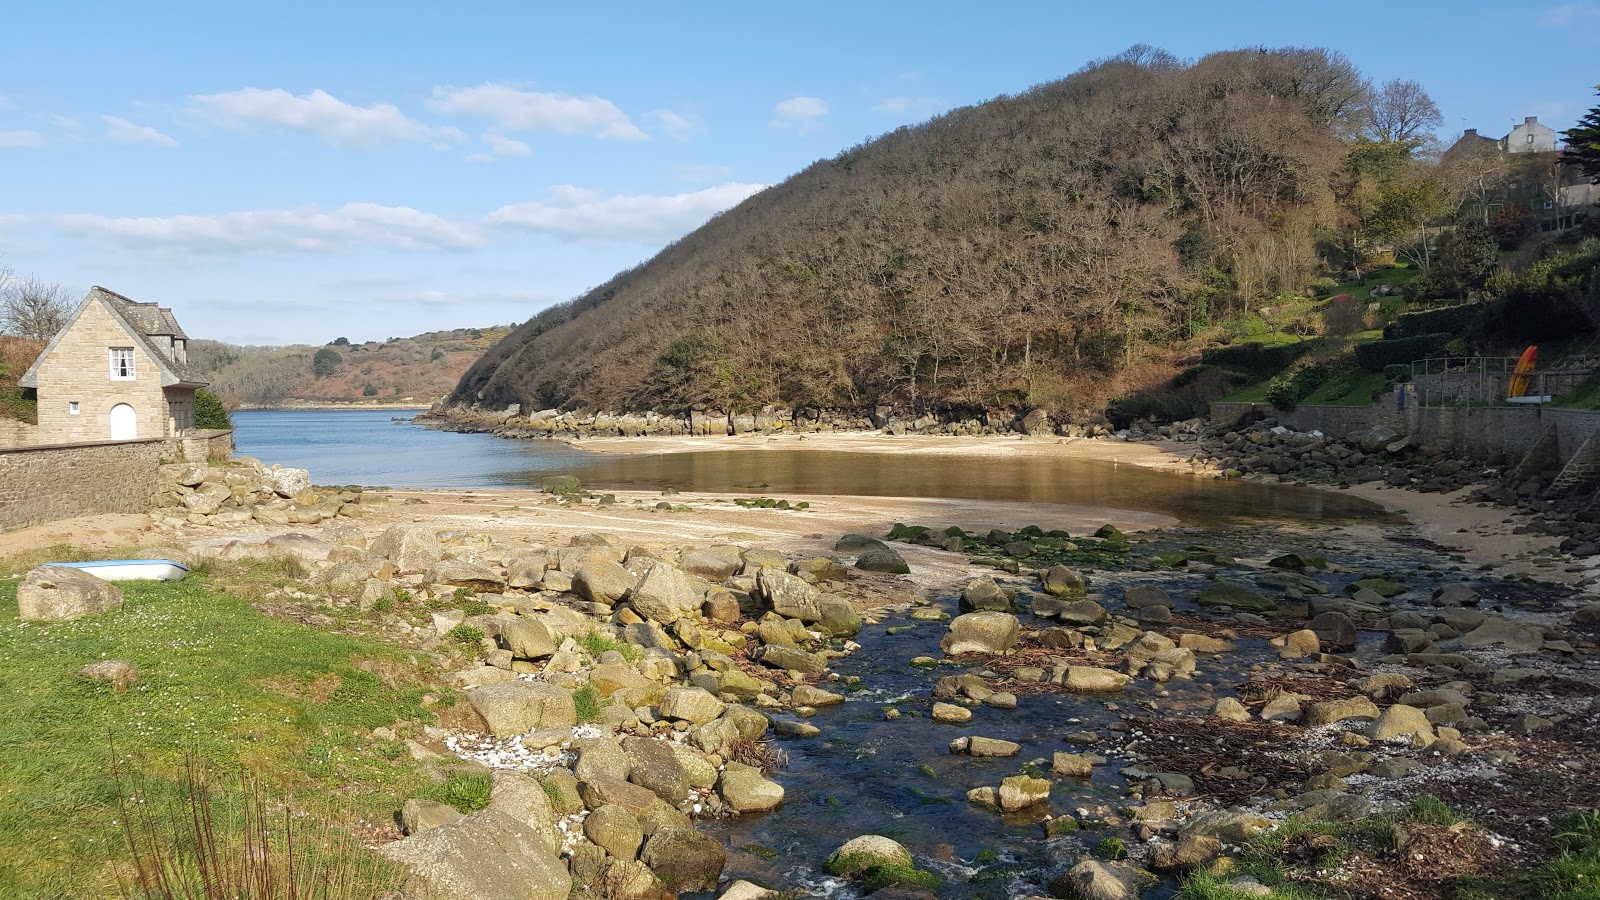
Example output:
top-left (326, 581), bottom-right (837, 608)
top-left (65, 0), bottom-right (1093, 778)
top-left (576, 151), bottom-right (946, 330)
top-left (0, 551), bottom-right (446, 897)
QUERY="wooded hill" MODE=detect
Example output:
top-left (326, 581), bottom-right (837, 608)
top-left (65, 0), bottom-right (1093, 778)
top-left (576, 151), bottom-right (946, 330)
top-left (194, 327), bottom-right (512, 408)
top-left (450, 47), bottom-right (1392, 419)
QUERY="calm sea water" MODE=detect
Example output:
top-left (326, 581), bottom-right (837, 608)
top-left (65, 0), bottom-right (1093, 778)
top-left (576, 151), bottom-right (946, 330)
top-left (232, 409), bottom-right (1382, 525)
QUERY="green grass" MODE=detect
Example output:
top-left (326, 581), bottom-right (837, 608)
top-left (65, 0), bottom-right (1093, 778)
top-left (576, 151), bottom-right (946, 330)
top-left (577, 629), bottom-right (642, 662)
top-left (419, 771), bottom-right (491, 813)
top-left (572, 684), bottom-right (608, 724)
top-left (1328, 263), bottom-right (1416, 299)
top-left (1456, 808), bottom-right (1600, 900)
top-left (1550, 371), bottom-right (1600, 409)
top-left (0, 563), bottom-right (443, 896)
top-left (1300, 369), bottom-right (1388, 406)
top-left (1222, 380), bottom-right (1273, 403)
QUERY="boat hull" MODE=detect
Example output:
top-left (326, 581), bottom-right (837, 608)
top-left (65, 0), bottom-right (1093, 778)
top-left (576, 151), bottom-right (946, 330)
top-left (45, 560), bottom-right (189, 582)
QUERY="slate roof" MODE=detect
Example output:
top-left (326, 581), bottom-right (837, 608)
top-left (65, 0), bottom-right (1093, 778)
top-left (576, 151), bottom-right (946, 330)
top-left (18, 285), bottom-right (209, 389)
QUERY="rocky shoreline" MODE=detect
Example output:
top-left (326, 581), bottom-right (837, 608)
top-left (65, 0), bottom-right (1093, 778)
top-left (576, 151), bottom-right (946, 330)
top-left (81, 474), bottom-right (1597, 898)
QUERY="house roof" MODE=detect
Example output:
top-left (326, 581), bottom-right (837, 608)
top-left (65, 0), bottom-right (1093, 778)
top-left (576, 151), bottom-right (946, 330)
top-left (17, 285), bottom-right (209, 390)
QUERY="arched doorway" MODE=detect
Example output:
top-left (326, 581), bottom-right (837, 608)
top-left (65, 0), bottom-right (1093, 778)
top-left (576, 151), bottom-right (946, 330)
top-left (109, 403), bottom-right (137, 440)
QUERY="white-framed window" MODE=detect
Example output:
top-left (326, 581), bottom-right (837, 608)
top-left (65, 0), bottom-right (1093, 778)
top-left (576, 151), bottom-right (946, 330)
top-left (68, 401), bottom-right (79, 415)
top-left (110, 348), bottom-right (135, 380)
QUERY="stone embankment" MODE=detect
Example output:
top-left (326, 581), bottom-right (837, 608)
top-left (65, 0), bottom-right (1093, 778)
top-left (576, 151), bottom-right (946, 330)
top-left (420, 403), bottom-right (1159, 441)
top-left (148, 456), bottom-right (386, 528)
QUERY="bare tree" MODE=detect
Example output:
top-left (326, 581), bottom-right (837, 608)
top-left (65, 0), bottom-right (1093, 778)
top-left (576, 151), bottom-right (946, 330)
top-left (1366, 79), bottom-right (1443, 143)
top-left (0, 270), bottom-right (71, 340)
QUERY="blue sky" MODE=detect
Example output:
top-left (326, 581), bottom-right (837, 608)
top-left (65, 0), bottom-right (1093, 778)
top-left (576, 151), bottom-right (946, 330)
top-left (1, 1), bottom-right (1596, 346)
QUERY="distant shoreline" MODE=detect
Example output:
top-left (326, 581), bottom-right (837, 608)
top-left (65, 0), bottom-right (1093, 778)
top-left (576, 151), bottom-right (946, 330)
top-left (233, 403), bottom-right (433, 413)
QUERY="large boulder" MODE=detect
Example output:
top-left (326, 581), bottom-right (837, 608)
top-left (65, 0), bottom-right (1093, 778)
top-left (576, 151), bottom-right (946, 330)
top-left (658, 686), bottom-right (725, 725)
top-left (1051, 859), bottom-right (1156, 900)
top-left (182, 481), bottom-right (233, 515)
top-left (18, 566), bottom-right (124, 622)
top-left (464, 682), bottom-right (577, 737)
top-left (753, 645), bottom-right (827, 675)
top-left (265, 466), bottom-right (312, 497)
top-left (425, 559), bottom-right (505, 592)
top-left (574, 561), bottom-right (636, 606)
top-left (717, 761), bottom-right (784, 813)
top-left (854, 547), bottom-right (910, 575)
top-left (825, 835), bottom-right (913, 877)
top-left (998, 774), bottom-right (1049, 811)
top-left (584, 804), bottom-right (644, 861)
top-left (940, 612), bottom-right (1021, 655)
top-left (371, 526), bottom-right (443, 573)
top-left (1039, 565), bottom-right (1088, 597)
top-left (758, 571), bottom-right (823, 622)
top-left (623, 736), bottom-right (689, 804)
top-left (960, 577), bottom-right (1012, 612)
top-left (816, 596), bottom-right (862, 637)
top-left (641, 826), bottom-right (726, 892)
top-left (629, 563), bottom-right (700, 624)
top-left (496, 616), bottom-right (556, 660)
top-left (1062, 666), bottom-right (1129, 692)
top-left (377, 808), bottom-right (569, 900)
top-left (1197, 580), bottom-right (1277, 612)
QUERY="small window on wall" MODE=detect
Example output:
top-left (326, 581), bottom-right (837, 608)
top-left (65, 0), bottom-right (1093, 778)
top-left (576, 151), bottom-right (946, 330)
top-left (68, 402), bottom-right (79, 415)
top-left (110, 348), bottom-right (135, 380)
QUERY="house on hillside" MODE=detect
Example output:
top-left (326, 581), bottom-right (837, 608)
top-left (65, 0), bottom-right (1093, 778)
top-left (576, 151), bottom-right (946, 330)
top-left (17, 286), bottom-right (209, 444)
top-left (1445, 115), bottom-right (1592, 232)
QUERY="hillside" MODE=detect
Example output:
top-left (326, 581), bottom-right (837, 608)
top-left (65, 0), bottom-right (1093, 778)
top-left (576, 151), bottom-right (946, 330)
top-left (193, 327), bottom-right (511, 408)
top-left (448, 47), bottom-right (1371, 419)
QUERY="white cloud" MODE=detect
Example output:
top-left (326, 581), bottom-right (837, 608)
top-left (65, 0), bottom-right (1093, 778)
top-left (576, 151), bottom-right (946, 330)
top-left (40, 203), bottom-right (481, 252)
top-left (488, 182), bottom-right (768, 243)
top-left (188, 88), bottom-right (462, 150)
top-left (103, 115), bottom-right (178, 147)
top-left (427, 83), bottom-right (647, 140)
top-left (647, 108), bottom-right (696, 140)
top-left (771, 96), bottom-right (828, 130)
top-left (483, 133), bottom-right (533, 157)
top-left (872, 96), bottom-right (944, 117)
top-left (0, 130), bottom-right (44, 148)
top-left (1538, 2), bottom-right (1599, 26)
top-left (48, 114), bottom-right (81, 130)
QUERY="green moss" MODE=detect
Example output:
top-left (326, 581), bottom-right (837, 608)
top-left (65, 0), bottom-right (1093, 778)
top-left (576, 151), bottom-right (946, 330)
top-left (1095, 837), bottom-right (1127, 860)
top-left (572, 684), bottom-right (607, 724)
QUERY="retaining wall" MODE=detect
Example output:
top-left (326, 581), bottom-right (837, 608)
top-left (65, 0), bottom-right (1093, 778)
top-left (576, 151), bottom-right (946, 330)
top-left (0, 428), bottom-right (235, 531)
top-left (1210, 398), bottom-right (1600, 468)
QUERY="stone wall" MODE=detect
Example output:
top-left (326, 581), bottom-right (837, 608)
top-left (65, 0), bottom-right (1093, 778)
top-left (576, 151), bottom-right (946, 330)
top-left (1210, 397), bottom-right (1600, 469)
top-left (181, 428), bottom-right (234, 462)
top-left (0, 419), bottom-right (39, 449)
top-left (0, 438), bottom-right (170, 531)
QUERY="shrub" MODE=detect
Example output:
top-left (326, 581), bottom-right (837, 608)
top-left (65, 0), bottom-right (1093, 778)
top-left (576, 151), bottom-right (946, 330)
top-left (1200, 341), bottom-right (1311, 377)
top-left (1266, 361), bottom-right (1330, 412)
top-left (1354, 333), bottom-right (1453, 371)
top-left (445, 624), bottom-right (484, 648)
top-left (1383, 304), bottom-right (1482, 340)
top-left (193, 389), bottom-right (232, 429)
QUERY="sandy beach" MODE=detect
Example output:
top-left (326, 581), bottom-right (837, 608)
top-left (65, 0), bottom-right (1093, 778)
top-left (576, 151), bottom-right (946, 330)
top-left (0, 431), bottom-right (1579, 586)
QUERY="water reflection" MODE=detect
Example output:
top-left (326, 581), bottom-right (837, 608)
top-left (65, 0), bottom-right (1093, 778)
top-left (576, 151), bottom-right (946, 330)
top-left (233, 410), bottom-right (1383, 526)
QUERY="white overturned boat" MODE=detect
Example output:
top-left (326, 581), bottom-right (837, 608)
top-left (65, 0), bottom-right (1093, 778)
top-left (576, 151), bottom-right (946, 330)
top-left (45, 559), bottom-right (189, 581)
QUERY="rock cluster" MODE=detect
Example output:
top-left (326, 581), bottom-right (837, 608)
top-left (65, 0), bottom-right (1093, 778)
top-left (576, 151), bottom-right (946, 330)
top-left (150, 457), bottom-right (386, 527)
top-left (1188, 421), bottom-right (1483, 493)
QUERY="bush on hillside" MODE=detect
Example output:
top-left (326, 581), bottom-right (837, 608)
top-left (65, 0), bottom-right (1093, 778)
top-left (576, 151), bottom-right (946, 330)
top-left (1199, 341), bottom-right (1311, 377)
top-left (1354, 333), bottom-right (1453, 370)
top-left (1265, 360), bottom-right (1330, 412)
top-left (1382, 304), bottom-right (1482, 340)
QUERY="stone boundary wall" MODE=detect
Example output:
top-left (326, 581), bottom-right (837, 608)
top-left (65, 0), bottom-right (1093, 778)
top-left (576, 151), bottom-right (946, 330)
top-left (1210, 399), bottom-right (1600, 468)
top-left (0, 438), bottom-right (170, 531)
top-left (0, 429), bottom-right (234, 531)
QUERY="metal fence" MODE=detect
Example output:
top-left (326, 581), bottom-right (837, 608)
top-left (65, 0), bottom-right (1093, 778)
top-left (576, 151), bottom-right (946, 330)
top-left (1406, 357), bottom-right (1591, 408)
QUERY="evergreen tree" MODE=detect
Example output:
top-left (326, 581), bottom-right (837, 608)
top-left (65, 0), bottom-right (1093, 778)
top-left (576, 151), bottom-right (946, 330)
top-left (1564, 86), bottom-right (1600, 181)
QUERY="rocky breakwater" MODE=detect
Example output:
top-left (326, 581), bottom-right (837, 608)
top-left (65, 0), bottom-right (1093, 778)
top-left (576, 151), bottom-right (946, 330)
top-left (1180, 419), bottom-right (1486, 494)
top-left (226, 521), bottom-right (916, 899)
top-left (866, 518), bottom-right (1599, 899)
top-left (419, 402), bottom-right (1176, 441)
top-left (149, 457), bottom-right (387, 528)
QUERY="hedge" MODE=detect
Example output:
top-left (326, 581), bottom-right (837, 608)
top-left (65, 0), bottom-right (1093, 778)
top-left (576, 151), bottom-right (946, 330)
top-left (1354, 333), bottom-right (1453, 371)
top-left (1382, 304), bottom-right (1482, 340)
top-left (1199, 341), bottom-right (1311, 377)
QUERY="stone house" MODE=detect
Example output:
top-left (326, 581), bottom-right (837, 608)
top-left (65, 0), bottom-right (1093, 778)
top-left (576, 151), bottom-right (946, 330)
top-left (17, 286), bottom-right (209, 444)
